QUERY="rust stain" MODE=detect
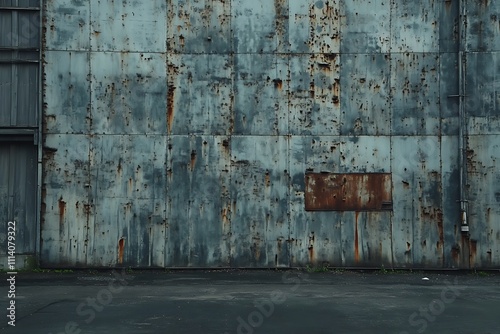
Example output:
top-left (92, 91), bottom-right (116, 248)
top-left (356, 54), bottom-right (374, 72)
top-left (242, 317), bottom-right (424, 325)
top-left (273, 78), bottom-right (283, 90)
top-left (317, 61), bottom-right (331, 72)
top-left (470, 239), bottom-right (477, 267)
top-left (190, 150), bottom-right (197, 171)
top-left (128, 178), bottom-right (133, 194)
top-left (265, 170), bottom-right (270, 187)
top-left (222, 139), bottom-right (230, 157)
top-left (309, 81), bottom-right (315, 98)
top-left (308, 246), bottom-right (314, 263)
top-left (444, 0), bottom-right (452, 10)
top-left (253, 241), bottom-right (261, 261)
top-left (83, 204), bottom-right (91, 216)
top-left (437, 209), bottom-right (444, 249)
top-left (167, 84), bottom-right (175, 134)
top-left (354, 212), bottom-right (359, 263)
top-left (58, 197), bottom-right (66, 226)
top-left (118, 238), bottom-right (125, 264)
top-left (332, 78), bottom-right (340, 105)
top-left (221, 207), bottom-right (229, 226)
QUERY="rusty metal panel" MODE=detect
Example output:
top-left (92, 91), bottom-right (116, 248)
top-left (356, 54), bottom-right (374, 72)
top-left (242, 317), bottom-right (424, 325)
top-left (234, 54), bottom-right (288, 135)
top-left (43, 0), bottom-right (90, 51)
top-left (467, 135), bottom-right (500, 268)
top-left (305, 173), bottom-right (392, 212)
top-left (90, 0), bottom-right (167, 52)
top-left (39, 0), bottom-right (500, 270)
top-left (340, 54), bottom-right (391, 136)
top-left (340, 0), bottom-right (390, 53)
top-left (390, 0), bottom-right (440, 53)
top-left (167, 0), bottom-right (231, 54)
top-left (231, 0), bottom-right (278, 53)
top-left (167, 54), bottom-right (232, 135)
top-left (87, 135), bottom-right (167, 267)
top-left (41, 134), bottom-right (91, 266)
top-left (289, 136), bottom-right (342, 266)
top-left (466, 52), bottom-right (500, 135)
top-left (466, 1), bottom-right (500, 52)
top-left (166, 135), bottom-right (231, 267)
top-left (288, 0), bottom-right (340, 53)
top-left (289, 54), bottom-right (340, 135)
top-left (391, 53), bottom-right (440, 135)
top-left (90, 52), bottom-right (167, 135)
top-left (43, 51), bottom-right (90, 134)
top-left (391, 136), bottom-right (443, 268)
top-left (230, 136), bottom-right (289, 267)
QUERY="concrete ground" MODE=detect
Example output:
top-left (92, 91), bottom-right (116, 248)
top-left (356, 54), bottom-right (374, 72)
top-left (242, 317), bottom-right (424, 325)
top-left (1, 269), bottom-right (499, 334)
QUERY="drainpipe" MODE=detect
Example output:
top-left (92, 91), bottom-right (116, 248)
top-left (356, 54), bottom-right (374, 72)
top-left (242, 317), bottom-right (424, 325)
top-left (36, 0), bottom-right (44, 267)
top-left (458, 0), bottom-right (469, 235)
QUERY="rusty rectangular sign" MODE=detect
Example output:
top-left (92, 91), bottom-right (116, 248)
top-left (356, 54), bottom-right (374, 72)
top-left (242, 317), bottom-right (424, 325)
top-left (305, 173), bottom-right (393, 211)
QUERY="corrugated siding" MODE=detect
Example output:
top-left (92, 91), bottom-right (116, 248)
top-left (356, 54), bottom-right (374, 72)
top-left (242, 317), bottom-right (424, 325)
top-left (0, 142), bottom-right (37, 254)
top-left (0, 1), bottom-right (41, 269)
top-left (41, 0), bottom-right (500, 269)
top-left (0, 1), bottom-right (40, 127)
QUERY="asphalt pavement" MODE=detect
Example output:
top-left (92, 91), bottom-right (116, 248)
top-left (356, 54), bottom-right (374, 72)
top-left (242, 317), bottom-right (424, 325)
top-left (1, 269), bottom-right (499, 334)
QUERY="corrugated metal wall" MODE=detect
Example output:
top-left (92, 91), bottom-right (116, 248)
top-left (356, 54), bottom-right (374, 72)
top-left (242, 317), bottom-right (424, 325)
top-left (0, 0), bottom-right (41, 269)
top-left (39, 0), bottom-right (500, 269)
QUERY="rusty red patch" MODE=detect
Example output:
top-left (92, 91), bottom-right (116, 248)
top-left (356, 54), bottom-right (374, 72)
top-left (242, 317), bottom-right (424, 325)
top-left (305, 173), bottom-right (392, 211)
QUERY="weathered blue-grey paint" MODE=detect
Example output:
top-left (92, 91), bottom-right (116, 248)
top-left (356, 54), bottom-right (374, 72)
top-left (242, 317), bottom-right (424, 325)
top-left (0, 0), bottom-right (41, 269)
top-left (35, 0), bottom-right (500, 269)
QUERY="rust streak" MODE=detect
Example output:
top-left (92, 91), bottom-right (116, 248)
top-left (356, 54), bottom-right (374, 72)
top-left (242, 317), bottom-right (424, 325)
top-left (332, 78), bottom-right (340, 105)
top-left (308, 246), bottom-right (314, 263)
top-left (58, 197), bottom-right (66, 226)
top-left (470, 239), bottom-right (477, 267)
top-left (265, 171), bottom-right (270, 187)
top-left (167, 85), bottom-right (175, 134)
top-left (437, 209), bottom-right (444, 248)
top-left (273, 78), bottom-right (283, 90)
top-left (118, 238), bottom-right (125, 264)
top-left (221, 207), bottom-right (229, 226)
